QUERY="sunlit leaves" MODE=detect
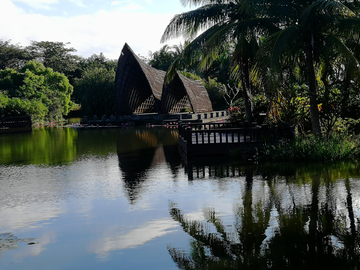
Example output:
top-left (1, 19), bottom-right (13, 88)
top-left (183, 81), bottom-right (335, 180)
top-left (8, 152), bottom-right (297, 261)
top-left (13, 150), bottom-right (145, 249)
top-left (0, 60), bottom-right (75, 122)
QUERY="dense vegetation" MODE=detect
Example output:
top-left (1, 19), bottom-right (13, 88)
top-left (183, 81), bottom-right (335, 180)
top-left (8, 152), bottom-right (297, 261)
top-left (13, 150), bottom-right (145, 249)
top-left (1, 0), bottom-right (360, 142)
top-left (0, 61), bottom-right (74, 122)
top-left (159, 0), bottom-right (360, 137)
top-left (0, 40), bottom-right (117, 123)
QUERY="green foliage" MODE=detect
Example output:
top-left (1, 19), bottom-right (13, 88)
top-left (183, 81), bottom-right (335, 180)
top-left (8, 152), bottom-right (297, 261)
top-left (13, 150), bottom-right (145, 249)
top-left (148, 45), bottom-right (178, 71)
top-left (68, 53), bottom-right (117, 117)
top-left (162, 0), bottom-right (360, 134)
top-left (266, 88), bottom-right (311, 133)
top-left (261, 134), bottom-right (360, 162)
top-left (0, 40), bottom-right (121, 120)
top-left (180, 71), bottom-right (228, 111)
top-left (73, 66), bottom-right (115, 117)
top-left (77, 53), bottom-right (117, 73)
top-left (0, 40), bottom-right (32, 70)
top-left (27, 41), bottom-right (80, 79)
top-left (0, 60), bottom-right (75, 122)
top-left (258, 0), bottom-right (360, 134)
top-left (203, 77), bottom-right (228, 110)
top-left (161, 0), bottom-right (273, 122)
top-left (228, 106), bottom-right (245, 123)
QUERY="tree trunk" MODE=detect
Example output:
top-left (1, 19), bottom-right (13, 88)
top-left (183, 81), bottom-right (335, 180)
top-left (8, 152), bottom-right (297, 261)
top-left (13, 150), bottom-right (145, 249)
top-left (305, 33), bottom-right (322, 135)
top-left (241, 59), bottom-right (253, 123)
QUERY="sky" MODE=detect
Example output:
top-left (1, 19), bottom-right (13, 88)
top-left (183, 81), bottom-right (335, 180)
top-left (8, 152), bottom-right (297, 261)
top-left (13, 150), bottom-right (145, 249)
top-left (0, 0), bottom-right (193, 60)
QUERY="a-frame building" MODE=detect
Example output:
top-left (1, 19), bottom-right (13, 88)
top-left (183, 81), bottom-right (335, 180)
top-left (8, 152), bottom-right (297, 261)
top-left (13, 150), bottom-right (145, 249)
top-left (115, 43), bottom-right (213, 116)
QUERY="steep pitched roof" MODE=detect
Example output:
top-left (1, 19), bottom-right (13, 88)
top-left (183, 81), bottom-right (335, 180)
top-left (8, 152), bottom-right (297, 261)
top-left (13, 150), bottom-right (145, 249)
top-left (115, 43), bottom-right (213, 115)
top-left (115, 43), bottom-right (165, 115)
top-left (161, 72), bottom-right (213, 114)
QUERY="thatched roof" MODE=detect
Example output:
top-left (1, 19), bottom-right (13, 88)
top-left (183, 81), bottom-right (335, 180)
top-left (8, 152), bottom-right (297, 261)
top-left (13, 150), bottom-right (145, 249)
top-left (115, 43), bottom-right (165, 115)
top-left (115, 43), bottom-right (213, 115)
top-left (161, 72), bottom-right (212, 113)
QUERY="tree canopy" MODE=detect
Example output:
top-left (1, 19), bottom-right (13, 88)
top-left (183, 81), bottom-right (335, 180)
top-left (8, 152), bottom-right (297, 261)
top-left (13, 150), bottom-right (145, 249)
top-left (162, 0), bottom-right (360, 135)
top-left (0, 61), bottom-right (75, 122)
top-left (0, 41), bottom-right (119, 120)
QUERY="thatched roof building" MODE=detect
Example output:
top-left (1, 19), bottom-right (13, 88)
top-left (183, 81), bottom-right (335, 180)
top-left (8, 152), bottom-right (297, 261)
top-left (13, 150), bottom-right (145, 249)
top-left (161, 72), bottom-right (213, 114)
top-left (115, 43), bottom-right (213, 115)
top-left (115, 43), bottom-right (165, 115)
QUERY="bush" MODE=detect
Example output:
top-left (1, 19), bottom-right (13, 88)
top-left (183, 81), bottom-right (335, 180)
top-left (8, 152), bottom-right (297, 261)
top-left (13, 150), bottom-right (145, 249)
top-left (261, 134), bottom-right (360, 162)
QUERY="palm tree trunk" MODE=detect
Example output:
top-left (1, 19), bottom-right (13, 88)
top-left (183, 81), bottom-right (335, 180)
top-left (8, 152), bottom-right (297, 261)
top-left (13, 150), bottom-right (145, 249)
top-left (305, 33), bottom-right (322, 135)
top-left (241, 59), bottom-right (253, 123)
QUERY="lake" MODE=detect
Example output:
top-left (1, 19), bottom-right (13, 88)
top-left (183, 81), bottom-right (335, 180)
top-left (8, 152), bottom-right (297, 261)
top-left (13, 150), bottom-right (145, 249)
top-left (1, 126), bottom-right (360, 269)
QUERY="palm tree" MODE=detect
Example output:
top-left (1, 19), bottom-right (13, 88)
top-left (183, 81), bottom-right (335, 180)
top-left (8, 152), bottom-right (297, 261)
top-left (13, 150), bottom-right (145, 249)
top-left (161, 0), bottom-right (277, 123)
top-left (258, 0), bottom-right (360, 135)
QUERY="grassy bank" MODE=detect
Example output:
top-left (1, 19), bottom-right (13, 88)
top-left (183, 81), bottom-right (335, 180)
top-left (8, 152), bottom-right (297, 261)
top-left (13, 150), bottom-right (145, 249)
top-left (259, 134), bottom-right (360, 162)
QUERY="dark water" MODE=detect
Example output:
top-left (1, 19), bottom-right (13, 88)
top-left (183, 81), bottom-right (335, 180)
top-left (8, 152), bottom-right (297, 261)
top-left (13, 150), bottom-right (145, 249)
top-left (1, 127), bottom-right (360, 269)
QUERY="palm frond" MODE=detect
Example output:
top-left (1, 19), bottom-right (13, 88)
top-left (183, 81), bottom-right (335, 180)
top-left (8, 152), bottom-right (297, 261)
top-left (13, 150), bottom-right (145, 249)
top-left (334, 17), bottom-right (360, 37)
top-left (323, 33), bottom-right (360, 74)
top-left (161, 4), bottom-right (228, 42)
top-left (181, 0), bottom-right (235, 7)
top-left (301, 0), bottom-right (355, 26)
top-left (257, 26), bottom-right (301, 72)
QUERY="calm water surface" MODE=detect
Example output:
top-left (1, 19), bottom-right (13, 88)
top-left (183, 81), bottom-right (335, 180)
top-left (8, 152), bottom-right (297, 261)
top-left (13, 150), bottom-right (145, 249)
top-left (1, 126), bottom-right (360, 269)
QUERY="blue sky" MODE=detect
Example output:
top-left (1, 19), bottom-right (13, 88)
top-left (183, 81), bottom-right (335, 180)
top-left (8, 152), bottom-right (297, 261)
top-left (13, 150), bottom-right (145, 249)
top-left (0, 0), bottom-right (192, 59)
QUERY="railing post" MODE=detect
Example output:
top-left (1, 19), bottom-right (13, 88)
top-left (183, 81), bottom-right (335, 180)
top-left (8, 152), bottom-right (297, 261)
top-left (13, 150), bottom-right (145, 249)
top-left (186, 127), bottom-right (192, 145)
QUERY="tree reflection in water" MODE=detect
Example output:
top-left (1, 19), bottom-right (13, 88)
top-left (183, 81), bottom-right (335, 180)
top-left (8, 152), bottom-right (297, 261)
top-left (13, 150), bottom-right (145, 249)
top-left (168, 162), bottom-right (360, 269)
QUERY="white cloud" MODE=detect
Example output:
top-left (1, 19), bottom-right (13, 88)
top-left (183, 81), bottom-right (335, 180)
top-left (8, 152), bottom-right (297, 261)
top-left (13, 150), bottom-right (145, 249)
top-left (119, 3), bottom-right (143, 11)
top-left (1, 0), bottom-right (184, 59)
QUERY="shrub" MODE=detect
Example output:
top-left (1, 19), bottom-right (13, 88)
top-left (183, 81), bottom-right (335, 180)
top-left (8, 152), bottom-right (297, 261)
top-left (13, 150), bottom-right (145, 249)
top-left (261, 134), bottom-right (360, 162)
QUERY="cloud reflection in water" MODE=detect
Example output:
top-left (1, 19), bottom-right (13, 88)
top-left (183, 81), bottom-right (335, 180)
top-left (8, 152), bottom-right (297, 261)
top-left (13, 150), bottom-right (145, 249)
top-left (89, 217), bottom-right (179, 258)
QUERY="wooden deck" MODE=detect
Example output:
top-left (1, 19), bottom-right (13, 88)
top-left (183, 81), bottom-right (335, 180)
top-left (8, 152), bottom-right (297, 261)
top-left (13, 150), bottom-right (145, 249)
top-left (178, 122), bottom-right (264, 156)
top-left (0, 116), bottom-right (32, 133)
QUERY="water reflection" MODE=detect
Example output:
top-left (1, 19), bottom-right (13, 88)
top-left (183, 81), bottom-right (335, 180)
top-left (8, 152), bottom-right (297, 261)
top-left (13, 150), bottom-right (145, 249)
top-left (0, 126), bottom-right (181, 167)
top-left (168, 161), bottom-right (360, 269)
top-left (88, 217), bottom-right (179, 258)
top-left (3, 127), bottom-right (360, 269)
top-left (0, 127), bottom-right (78, 165)
top-left (0, 126), bottom-right (182, 204)
top-left (0, 233), bottom-right (36, 257)
top-left (116, 128), bottom-right (180, 203)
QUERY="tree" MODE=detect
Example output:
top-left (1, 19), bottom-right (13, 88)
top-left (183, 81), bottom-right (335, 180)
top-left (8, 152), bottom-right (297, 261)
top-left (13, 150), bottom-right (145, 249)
top-left (70, 53), bottom-right (117, 117)
top-left (258, 0), bottom-right (360, 135)
top-left (77, 53), bottom-right (117, 72)
top-left (0, 61), bottom-right (75, 122)
top-left (72, 66), bottom-right (116, 117)
top-left (161, 0), bottom-right (277, 123)
top-left (26, 41), bottom-right (80, 78)
top-left (148, 45), bottom-right (179, 71)
top-left (0, 40), bottom-right (31, 70)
